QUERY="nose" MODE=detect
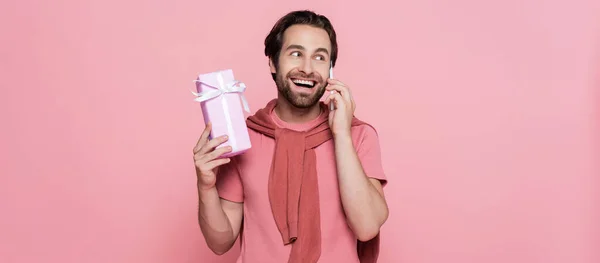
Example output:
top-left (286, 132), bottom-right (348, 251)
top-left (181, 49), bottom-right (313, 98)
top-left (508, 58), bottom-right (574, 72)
top-left (298, 57), bottom-right (314, 75)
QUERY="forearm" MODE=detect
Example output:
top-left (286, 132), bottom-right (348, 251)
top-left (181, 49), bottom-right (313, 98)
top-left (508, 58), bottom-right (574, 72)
top-left (197, 187), bottom-right (236, 254)
top-left (334, 134), bottom-right (388, 241)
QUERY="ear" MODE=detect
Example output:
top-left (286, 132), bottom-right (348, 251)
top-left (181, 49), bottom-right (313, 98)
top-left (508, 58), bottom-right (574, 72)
top-left (269, 58), bottom-right (276, 74)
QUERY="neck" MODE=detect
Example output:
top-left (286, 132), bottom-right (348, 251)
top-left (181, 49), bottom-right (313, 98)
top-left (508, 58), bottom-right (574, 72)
top-left (273, 96), bottom-right (322, 124)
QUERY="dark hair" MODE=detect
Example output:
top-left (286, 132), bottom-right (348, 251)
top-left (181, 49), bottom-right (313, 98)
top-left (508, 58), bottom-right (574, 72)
top-left (264, 10), bottom-right (338, 76)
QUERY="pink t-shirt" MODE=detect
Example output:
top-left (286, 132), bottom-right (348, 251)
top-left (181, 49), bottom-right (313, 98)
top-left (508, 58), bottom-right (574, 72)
top-left (215, 107), bottom-right (387, 263)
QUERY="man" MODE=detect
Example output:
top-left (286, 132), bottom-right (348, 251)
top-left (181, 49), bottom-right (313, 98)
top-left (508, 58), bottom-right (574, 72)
top-left (193, 10), bottom-right (389, 263)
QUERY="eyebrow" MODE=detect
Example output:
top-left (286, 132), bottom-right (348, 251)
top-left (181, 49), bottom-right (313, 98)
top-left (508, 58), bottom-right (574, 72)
top-left (285, 44), bottom-right (330, 55)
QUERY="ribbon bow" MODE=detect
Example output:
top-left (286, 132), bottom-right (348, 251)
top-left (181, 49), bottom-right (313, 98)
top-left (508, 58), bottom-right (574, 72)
top-left (191, 72), bottom-right (250, 112)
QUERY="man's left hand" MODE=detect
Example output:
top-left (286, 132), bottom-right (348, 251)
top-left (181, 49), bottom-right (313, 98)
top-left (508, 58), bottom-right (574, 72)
top-left (324, 78), bottom-right (355, 137)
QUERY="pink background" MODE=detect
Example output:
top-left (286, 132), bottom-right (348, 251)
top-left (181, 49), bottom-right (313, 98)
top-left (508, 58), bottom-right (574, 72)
top-left (1, 0), bottom-right (598, 263)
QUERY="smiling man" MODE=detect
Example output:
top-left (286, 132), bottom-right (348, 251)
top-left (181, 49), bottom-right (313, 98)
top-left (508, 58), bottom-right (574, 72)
top-left (193, 10), bottom-right (389, 263)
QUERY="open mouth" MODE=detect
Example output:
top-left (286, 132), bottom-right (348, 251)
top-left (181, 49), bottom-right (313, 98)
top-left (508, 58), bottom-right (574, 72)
top-left (291, 78), bottom-right (316, 88)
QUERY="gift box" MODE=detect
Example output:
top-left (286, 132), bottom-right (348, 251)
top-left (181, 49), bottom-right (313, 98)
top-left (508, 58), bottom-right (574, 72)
top-left (192, 69), bottom-right (252, 157)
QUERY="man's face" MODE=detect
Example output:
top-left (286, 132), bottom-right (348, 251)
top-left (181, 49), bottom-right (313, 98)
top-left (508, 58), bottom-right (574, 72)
top-left (271, 24), bottom-right (332, 108)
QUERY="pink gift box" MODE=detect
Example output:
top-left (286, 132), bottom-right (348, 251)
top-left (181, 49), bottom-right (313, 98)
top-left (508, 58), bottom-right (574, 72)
top-left (193, 69), bottom-right (251, 158)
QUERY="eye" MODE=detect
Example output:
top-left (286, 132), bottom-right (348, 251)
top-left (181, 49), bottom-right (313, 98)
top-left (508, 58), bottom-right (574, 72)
top-left (315, 55), bottom-right (325, 61)
top-left (291, 51), bottom-right (301, 57)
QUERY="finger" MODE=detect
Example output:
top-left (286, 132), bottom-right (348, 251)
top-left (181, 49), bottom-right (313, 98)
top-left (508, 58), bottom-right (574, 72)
top-left (326, 84), bottom-right (352, 103)
top-left (194, 122), bottom-right (212, 154)
top-left (199, 145), bottom-right (233, 162)
top-left (197, 134), bottom-right (229, 155)
top-left (328, 92), bottom-right (346, 109)
top-left (327, 78), bottom-right (347, 87)
top-left (324, 90), bottom-right (337, 105)
top-left (200, 157), bottom-right (231, 172)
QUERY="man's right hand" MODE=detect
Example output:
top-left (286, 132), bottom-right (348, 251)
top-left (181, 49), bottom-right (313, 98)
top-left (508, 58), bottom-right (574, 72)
top-left (193, 122), bottom-right (233, 190)
top-left (194, 123), bottom-right (243, 255)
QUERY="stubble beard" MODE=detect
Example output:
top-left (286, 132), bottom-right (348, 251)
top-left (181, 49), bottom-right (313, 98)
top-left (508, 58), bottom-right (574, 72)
top-left (275, 70), bottom-right (327, 109)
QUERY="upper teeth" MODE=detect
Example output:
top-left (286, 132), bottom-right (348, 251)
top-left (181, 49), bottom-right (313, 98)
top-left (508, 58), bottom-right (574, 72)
top-left (293, 79), bottom-right (314, 86)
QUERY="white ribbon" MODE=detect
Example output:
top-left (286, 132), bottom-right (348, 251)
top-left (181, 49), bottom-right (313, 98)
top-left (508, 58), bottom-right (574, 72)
top-left (191, 72), bottom-right (250, 112)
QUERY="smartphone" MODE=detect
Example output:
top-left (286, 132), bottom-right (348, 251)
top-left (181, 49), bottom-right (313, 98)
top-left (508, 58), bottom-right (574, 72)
top-left (329, 64), bottom-right (335, 111)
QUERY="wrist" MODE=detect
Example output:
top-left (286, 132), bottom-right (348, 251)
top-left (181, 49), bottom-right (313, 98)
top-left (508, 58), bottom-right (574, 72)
top-left (198, 185), bottom-right (219, 203)
top-left (333, 130), bottom-right (352, 142)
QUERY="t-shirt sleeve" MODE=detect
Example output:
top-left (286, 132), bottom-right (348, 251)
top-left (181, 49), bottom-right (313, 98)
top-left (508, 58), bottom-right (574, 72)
top-left (215, 156), bottom-right (244, 203)
top-left (356, 125), bottom-right (388, 188)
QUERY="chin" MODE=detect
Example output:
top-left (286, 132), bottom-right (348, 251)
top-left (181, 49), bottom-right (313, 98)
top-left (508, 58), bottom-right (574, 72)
top-left (275, 72), bottom-right (325, 108)
top-left (287, 88), bottom-right (326, 109)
